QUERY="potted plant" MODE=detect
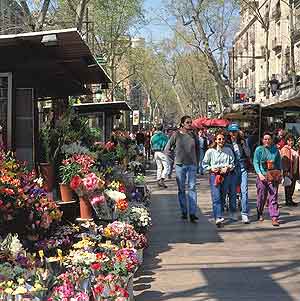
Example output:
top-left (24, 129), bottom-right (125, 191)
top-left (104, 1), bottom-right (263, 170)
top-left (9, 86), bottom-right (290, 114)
top-left (59, 162), bottom-right (81, 202)
top-left (39, 124), bottom-right (55, 193)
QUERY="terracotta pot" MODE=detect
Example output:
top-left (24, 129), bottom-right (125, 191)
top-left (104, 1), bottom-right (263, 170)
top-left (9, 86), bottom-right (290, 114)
top-left (40, 163), bottom-right (54, 192)
top-left (79, 196), bottom-right (93, 219)
top-left (59, 183), bottom-right (73, 202)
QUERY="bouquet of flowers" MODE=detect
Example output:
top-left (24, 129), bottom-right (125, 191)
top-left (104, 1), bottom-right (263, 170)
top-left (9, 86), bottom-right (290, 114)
top-left (92, 274), bottom-right (129, 301)
top-left (122, 206), bottom-right (151, 233)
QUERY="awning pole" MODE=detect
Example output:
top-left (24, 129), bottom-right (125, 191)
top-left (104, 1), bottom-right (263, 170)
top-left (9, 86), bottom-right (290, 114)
top-left (258, 104), bottom-right (262, 143)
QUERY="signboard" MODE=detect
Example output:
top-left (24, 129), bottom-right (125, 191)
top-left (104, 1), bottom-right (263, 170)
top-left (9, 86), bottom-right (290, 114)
top-left (132, 110), bottom-right (140, 125)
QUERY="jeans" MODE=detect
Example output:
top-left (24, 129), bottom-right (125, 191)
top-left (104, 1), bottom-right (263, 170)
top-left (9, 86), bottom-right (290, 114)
top-left (233, 162), bottom-right (249, 216)
top-left (256, 177), bottom-right (279, 218)
top-left (154, 151), bottom-right (170, 180)
top-left (175, 164), bottom-right (198, 215)
top-left (209, 173), bottom-right (237, 219)
top-left (198, 148), bottom-right (205, 174)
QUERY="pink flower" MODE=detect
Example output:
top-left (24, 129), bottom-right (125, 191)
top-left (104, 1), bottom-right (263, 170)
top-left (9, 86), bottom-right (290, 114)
top-left (91, 195), bottom-right (106, 205)
top-left (82, 173), bottom-right (99, 191)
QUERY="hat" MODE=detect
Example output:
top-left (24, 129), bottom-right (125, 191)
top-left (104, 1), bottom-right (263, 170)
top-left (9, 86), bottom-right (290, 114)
top-left (227, 123), bottom-right (240, 132)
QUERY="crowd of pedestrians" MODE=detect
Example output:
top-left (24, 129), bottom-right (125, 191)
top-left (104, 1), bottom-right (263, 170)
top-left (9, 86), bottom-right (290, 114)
top-left (146, 116), bottom-right (300, 228)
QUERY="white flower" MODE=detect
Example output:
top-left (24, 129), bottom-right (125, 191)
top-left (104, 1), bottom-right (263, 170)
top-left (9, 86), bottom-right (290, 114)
top-left (105, 189), bottom-right (126, 201)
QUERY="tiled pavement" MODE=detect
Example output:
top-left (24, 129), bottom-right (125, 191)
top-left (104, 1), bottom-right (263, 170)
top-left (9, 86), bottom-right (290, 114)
top-left (134, 170), bottom-right (300, 301)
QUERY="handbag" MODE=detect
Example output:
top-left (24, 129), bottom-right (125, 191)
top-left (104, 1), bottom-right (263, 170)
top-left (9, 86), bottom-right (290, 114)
top-left (266, 169), bottom-right (282, 183)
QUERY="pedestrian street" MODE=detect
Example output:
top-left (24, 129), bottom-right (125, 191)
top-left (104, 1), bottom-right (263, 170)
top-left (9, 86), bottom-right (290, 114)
top-left (134, 171), bottom-right (300, 301)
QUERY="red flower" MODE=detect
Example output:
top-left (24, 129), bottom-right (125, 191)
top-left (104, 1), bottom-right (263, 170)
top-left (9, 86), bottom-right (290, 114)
top-left (70, 175), bottom-right (82, 190)
top-left (91, 262), bottom-right (102, 270)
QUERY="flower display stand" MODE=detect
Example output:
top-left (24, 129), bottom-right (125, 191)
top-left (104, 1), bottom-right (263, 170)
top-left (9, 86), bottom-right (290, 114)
top-left (127, 276), bottom-right (134, 301)
top-left (57, 200), bottom-right (78, 223)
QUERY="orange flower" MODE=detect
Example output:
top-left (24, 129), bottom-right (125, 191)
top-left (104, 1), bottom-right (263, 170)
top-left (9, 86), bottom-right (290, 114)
top-left (116, 198), bottom-right (128, 211)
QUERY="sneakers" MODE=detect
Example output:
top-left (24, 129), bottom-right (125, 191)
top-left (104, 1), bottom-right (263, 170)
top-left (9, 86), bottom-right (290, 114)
top-left (242, 214), bottom-right (250, 224)
top-left (157, 179), bottom-right (168, 188)
top-left (229, 212), bottom-right (238, 221)
top-left (181, 213), bottom-right (187, 220)
top-left (190, 214), bottom-right (199, 223)
top-left (215, 217), bottom-right (225, 225)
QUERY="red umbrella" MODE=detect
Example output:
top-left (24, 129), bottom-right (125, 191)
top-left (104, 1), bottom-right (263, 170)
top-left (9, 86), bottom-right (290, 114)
top-left (202, 118), bottom-right (230, 127)
top-left (192, 117), bottom-right (209, 128)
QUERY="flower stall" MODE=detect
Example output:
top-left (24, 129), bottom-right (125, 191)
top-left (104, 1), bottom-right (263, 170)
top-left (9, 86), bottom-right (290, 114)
top-left (0, 136), bottom-right (151, 301)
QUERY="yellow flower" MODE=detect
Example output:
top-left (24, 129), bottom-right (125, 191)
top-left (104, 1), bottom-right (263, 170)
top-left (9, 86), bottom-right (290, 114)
top-left (6, 281), bottom-right (14, 287)
top-left (13, 286), bottom-right (27, 295)
top-left (17, 278), bottom-right (25, 285)
top-left (4, 287), bottom-right (13, 294)
top-left (103, 227), bottom-right (111, 237)
top-left (34, 283), bottom-right (43, 291)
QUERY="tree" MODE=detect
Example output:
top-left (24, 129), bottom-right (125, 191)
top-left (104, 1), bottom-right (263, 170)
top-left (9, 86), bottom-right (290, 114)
top-left (165, 0), bottom-right (239, 108)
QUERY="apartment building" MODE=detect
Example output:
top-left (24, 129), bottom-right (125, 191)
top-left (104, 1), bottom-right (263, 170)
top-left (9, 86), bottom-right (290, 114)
top-left (0, 0), bottom-right (25, 34)
top-left (232, 0), bottom-right (300, 104)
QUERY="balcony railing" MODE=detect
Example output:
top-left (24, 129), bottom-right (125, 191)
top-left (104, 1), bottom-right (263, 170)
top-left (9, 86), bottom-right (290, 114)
top-left (249, 58), bottom-right (255, 70)
top-left (272, 37), bottom-right (282, 52)
top-left (271, 5), bottom-right (281, 22)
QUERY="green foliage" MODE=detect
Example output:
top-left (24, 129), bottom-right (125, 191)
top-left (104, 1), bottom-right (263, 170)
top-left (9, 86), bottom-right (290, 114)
top-left (59, 162), bottom-right (81, 185)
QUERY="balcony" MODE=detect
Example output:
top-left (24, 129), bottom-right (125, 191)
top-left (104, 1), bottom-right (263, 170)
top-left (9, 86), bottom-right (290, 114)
top-left (259, 81), bottom-right (267, 92)
top-left (272, 37), bottom-right (282, 52)
top-left (271, 5), bottom-right (281, 22)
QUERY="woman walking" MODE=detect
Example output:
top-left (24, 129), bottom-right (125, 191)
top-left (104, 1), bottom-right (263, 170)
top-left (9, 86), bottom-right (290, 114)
top-left (253, 132), bottom-right (281, 226)
top-left (280, 134), bottom-right (298, 207)
top-left (227, 123), bottom-right (251, 224)
top-left (202, 132), bottom-right (236, 226)
top-left (164, 116), bottom-right (200, 223)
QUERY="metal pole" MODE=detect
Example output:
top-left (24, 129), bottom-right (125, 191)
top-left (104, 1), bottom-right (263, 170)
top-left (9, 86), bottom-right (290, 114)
top-left (258, 104), bottom-right (262, 143)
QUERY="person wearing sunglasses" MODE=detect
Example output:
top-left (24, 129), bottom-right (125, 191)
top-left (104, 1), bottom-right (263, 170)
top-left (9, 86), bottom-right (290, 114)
top-left (202, 132), bottom-right (236, 226)
top-left (164, 115), bottom-right (200, 223)
top-left (253, 132), bottom-right (281, 226)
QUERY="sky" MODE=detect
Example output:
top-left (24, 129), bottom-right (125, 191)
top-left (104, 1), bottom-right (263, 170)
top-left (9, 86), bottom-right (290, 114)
top-left (139, 0), bottom-right (174, 42)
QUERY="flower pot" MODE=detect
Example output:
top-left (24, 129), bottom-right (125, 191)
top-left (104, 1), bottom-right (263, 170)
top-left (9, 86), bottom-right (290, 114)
top-left (79, 196), bottom-right (93, 219)
top-left (59, 183), bottom-right (73, 202)
top-left (40, 162), bottom-right (55, 192)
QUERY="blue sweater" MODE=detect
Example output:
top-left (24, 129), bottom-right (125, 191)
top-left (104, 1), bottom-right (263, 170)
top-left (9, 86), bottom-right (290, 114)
top-left (253, 145), bottom-right (281, 175)
top-left (150, 131), bottom-right (169, 151)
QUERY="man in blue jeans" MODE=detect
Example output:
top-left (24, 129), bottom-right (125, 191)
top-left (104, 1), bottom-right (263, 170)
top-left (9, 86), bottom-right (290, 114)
top-left (165, 116), bottom-right (200, 223)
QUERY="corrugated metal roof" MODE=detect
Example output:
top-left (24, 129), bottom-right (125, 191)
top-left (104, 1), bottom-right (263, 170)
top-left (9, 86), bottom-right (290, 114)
top-left (0, 28), bottom-right (111, 98)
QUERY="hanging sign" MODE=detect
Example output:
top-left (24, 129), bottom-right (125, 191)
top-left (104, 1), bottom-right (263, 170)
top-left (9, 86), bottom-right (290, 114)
top-left (132, 110), bottom-right (140, 125)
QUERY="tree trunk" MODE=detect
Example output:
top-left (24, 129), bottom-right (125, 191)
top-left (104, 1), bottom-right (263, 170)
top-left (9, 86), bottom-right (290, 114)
top-left (35, 0), bottom-right (51, 31)
top-left (192, 15), bottom-right (231, 106)
top-left (76, 0), bottom-right (89, 32)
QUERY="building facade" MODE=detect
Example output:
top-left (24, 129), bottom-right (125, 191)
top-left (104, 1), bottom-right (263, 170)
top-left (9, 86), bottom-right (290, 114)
top-left (231, 0), bottom-right (300, 104)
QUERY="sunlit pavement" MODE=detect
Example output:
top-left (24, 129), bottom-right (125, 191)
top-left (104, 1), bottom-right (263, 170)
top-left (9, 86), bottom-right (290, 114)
top-left (134, 169), bottom-right (300, 301)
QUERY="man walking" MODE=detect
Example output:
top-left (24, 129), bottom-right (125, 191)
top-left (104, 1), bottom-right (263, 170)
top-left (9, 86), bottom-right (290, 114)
top-left (165, 116), bottom-right (200, 223)
top-left (151, 125), bottom-right (170, 188)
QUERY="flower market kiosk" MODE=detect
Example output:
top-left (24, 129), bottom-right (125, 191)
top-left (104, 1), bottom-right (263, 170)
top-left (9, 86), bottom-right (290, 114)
top-left (0, 28), bottom-right (151, 300)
